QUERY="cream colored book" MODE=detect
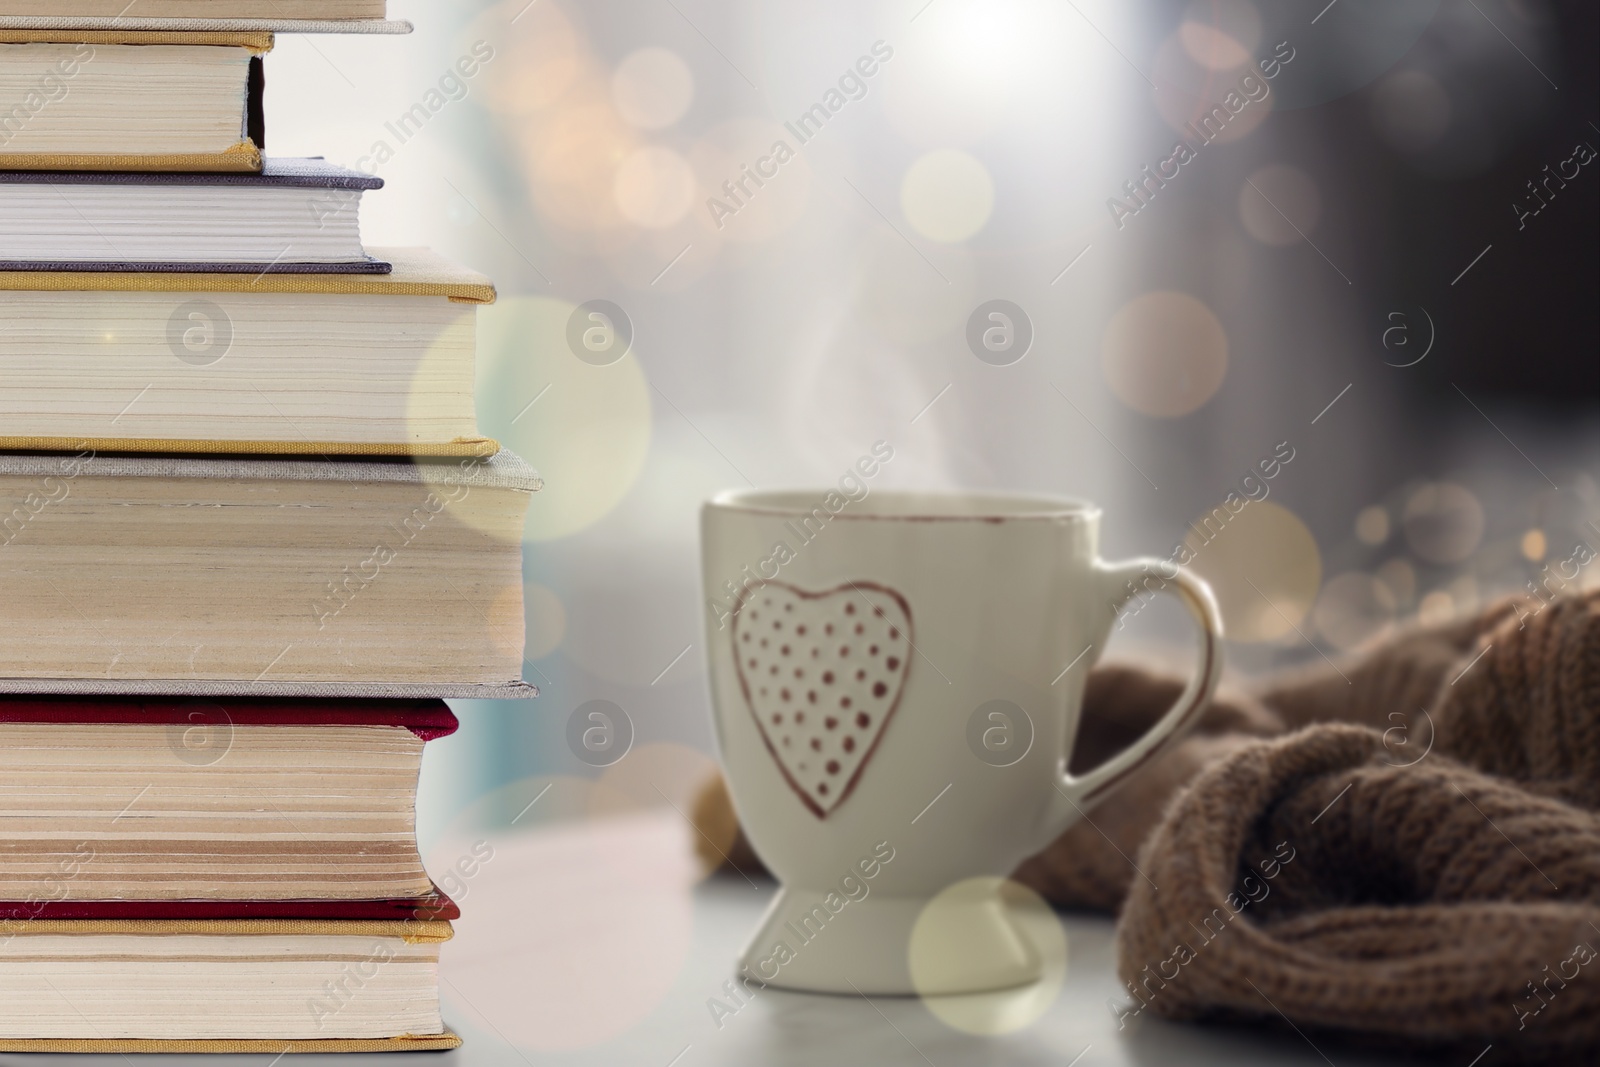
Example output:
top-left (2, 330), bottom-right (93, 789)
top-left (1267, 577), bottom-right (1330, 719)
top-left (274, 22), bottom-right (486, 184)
top-left (0, 919), bottom-right (459, 1049)
top-left (0, 157), bottom-right (387, 271)
top-left (0, 17), bottom-right (410, 35)
top-left (0, 248), bottom-right (498, 456)
top-left (0, 31), bottom-right (268, 171)
top-left (0, 0), bottom-right (386, 17)
top-left (0, 700), bottom-right (462, 904)
top-left (0, 451), bottom-right (540, 698)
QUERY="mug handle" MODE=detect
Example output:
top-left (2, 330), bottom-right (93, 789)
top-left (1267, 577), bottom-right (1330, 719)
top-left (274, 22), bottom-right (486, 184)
top-left (1050, 557), bottom-right (1224, 816)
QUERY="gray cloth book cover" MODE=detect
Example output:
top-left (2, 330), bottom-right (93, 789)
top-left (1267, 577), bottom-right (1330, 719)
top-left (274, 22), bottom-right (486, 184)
top-left (0, 158), bottom-right (391, 274)
top-left (0, 449), bottom-right (542, 492)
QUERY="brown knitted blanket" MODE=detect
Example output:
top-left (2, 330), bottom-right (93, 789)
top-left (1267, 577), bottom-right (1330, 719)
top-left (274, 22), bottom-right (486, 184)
top-left (692, 591), bottom-right (1600, 1061)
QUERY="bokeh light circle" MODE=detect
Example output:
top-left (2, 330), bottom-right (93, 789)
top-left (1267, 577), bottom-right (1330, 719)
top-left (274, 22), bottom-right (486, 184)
top-left (1418, 589), bottom-right (1455, 626)
top-left (1179, 22), bottom-right (1252, 72)
top-left (1402, 482), bottom-right (1485, 564)
top-left (614, 146), bottom-right (696, 228)
top-left (1150, 30), bottom-right (1274, 146)
top-left (1102, 292), bottom-right (1228, 417)
top-left (520, 100), bottom-right (635, 232)
top-left (1355, 505), bottom-right (1391, 546)
top-left (1179, 0), bottom-right (1262, 71)
top-left (900, 149), bottom-right (995, 243)
top-left (1183, 500), bottom-right (1322, 643)
top-left (909, 877), bottom-right (1066, 1034)
top-left (478, 0), bottom-right (584, 117)
top-left (476, 296), bottom-right (652, 542)
top-left (611, 47), bottom-right (694, 130)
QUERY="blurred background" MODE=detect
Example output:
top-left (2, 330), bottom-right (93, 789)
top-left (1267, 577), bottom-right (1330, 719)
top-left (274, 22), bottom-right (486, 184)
top-left (264, 0), bottom-right (1599, 836)
top-left (266, 0), bottom-right (1595, 1014)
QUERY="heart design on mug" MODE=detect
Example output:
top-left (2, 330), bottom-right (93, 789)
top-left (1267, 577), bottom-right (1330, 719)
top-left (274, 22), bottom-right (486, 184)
top-left (732, 581), bottom-right (913, 818)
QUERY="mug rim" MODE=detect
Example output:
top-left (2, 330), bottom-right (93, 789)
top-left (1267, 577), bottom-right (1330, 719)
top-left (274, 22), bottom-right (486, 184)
top-left (706, 488), bottom-right (1101, 522)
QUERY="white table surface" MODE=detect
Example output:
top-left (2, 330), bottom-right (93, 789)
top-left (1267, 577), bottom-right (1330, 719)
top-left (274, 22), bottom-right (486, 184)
top-left (9, 809), bottom-right (1459, 1067)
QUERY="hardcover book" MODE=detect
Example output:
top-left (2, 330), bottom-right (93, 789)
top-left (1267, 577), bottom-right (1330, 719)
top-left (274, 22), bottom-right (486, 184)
top-left (0, 30), bottom-right (267, 171)
top-left (0, 247), bottom-right (497, 456)
top-left (0, 17), bottom-right (410, 35)
top-left (3, 893), bottom-right (461, 923)
top-left (0, 697), bottom-right (460, 907)
top-left (0, 451), bottom-right (540, 698)
top-left (0, 918), bottom-right (460, 1048)
top-left (0, 157), bottom-right (388, 272)
top-left (0, 0), bottom-right (398, 22)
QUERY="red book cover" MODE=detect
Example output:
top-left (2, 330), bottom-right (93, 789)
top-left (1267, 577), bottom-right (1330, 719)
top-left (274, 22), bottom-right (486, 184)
top-left (0, 891), bottom-right (460, 923)
top-left (0, 695), bottom-right (459, 739)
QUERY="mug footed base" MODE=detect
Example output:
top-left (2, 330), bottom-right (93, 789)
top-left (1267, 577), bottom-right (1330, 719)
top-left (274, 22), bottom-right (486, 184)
top-left (738, 882), bottom-right (1042, 995)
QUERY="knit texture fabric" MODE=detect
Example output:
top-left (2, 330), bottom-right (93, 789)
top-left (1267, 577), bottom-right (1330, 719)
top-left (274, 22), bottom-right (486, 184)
top-left (692, 592), bottom-right (1600, 1058)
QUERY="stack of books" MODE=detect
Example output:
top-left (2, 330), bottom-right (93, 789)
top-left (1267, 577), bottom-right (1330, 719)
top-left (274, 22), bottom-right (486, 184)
top-left (0, 2), bottom-right (538, 1051)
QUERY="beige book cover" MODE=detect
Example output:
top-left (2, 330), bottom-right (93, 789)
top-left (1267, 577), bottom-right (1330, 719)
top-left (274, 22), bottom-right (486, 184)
top-left (0, 27), bottom-right (273, 47)
top-left (0, 143), bottom-right (263, 173)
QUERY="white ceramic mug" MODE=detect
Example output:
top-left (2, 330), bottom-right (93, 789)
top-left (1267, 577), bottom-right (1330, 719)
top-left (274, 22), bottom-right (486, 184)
top-left (701, 489), bottom-right (1223, 995)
